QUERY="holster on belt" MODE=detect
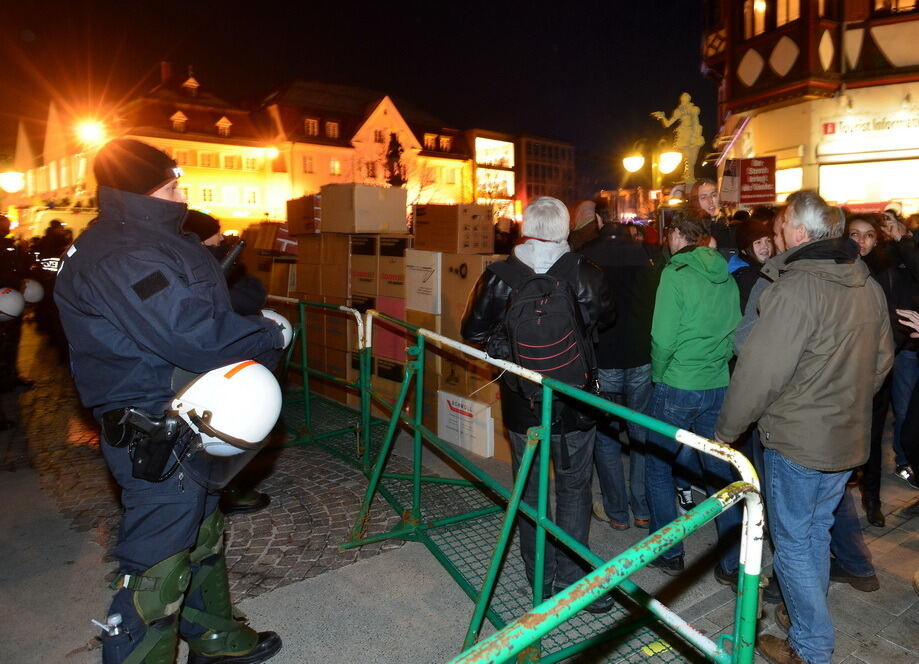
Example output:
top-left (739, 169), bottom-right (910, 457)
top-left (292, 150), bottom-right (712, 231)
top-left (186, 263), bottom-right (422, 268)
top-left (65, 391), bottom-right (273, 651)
top-left (102, 407), bottom-right (185, 481)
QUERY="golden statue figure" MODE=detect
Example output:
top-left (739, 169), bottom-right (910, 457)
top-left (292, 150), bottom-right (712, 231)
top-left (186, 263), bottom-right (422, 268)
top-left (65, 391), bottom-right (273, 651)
top-left (651, 92), bottom-right (705, 188)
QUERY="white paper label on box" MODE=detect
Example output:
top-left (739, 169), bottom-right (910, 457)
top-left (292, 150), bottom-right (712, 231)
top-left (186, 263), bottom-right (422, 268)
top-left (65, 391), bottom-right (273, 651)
top-left (437, 390), bottom-right (494, 458)
top-left (405, 249), bottom-right (442, 315)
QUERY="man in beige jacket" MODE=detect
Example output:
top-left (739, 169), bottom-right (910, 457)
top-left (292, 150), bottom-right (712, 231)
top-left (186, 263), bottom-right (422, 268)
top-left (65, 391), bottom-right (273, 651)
top-left (715, 190), bottom-right (894, 664)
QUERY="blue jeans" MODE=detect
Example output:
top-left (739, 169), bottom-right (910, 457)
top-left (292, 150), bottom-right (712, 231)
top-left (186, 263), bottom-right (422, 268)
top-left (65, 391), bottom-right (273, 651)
top-left (890, 350), bottom-right (918, 466)
top-left (644, 383), bottom-right (741, 573)
top-left (765, 448), bottom-right (850, 664)
top-left (830, 488), bottom-right (875, 578)
top-left (594, 365), bottom-right (651, 523)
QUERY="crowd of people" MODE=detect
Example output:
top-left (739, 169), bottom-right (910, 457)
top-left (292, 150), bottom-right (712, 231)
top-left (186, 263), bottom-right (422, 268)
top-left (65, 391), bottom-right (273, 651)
top-left (462, 184), bottom-right (918, 664)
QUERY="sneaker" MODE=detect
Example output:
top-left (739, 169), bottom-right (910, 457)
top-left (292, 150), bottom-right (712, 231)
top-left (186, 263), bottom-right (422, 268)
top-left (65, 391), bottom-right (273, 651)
top-left (829, 559), bottom-right (879, 592)
top-left (633, 517), bottom-right (650, 529)
top-left (713, 565), bottom-right (738, 589)
top-left (756, 634), bottom-right (804, 664)
top-left (648, 555), bottom-right (684, 576)
top-left (591, 501), bottom-right (629, 531)
top-left (583, 591), bottom-right (615, 614)
top-left (676, 488), bottom-right (696, 515)
top-left (895, 464), bottom-right (919, 490)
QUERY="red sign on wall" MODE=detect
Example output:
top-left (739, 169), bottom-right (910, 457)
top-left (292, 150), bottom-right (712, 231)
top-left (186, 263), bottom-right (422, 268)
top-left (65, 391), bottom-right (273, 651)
top-left (823, 122), bottom-right (837, 135)
top-left (720, 156), bottom-right (776, 205)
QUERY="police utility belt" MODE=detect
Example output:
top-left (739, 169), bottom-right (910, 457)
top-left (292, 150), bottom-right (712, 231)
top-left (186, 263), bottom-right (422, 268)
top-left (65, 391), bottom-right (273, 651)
top-left (102, 407), bottom-right (189, 481)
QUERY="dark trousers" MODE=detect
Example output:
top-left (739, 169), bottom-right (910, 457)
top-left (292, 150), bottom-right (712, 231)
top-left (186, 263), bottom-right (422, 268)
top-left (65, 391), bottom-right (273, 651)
top-left (509, 427), bottom-right (595, 592)
top-left (863, 374), bottom-right (892, 498)
top-left (100, 439), bottom-right (219, 663)
top-left (898, 375), bottom-right (919, 472)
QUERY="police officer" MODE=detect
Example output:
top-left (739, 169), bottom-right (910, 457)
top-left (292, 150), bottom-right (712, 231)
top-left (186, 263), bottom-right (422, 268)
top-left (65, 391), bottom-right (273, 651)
top-left (55, 138), bottom-right (285, 664)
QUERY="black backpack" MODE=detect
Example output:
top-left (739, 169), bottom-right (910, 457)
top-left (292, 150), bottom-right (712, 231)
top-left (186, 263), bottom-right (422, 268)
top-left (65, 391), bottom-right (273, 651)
top-left (486, 253), bottom-right (598, 404)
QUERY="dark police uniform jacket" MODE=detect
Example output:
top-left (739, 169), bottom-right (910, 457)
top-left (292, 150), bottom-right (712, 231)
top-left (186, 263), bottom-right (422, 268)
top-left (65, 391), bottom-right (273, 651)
top-left (55, 187), bottom-right (283, 421)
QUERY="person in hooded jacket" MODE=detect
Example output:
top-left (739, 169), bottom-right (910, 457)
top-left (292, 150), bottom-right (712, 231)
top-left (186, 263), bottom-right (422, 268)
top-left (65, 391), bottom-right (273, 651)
top-left (461, 196), bottom-right (613, 612)
top-left (643, 209), bottom-right (743, 585)
top-left (716, 190), bottom-right (893, 664)
top-left (54, 138), bottom-right (285, 664)
top-left (728, 209), bottom-right (776, 313)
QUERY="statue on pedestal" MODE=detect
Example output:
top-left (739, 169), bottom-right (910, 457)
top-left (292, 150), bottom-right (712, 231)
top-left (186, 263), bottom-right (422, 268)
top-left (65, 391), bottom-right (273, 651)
top-left (651, 93), bottom-right (705, 189)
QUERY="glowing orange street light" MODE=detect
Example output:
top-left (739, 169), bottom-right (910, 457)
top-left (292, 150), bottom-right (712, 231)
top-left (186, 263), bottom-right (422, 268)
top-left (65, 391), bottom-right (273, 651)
top-left (266, 147), bottom-right (280, 159)
top-left (76, 120), bottom-right (106, 147)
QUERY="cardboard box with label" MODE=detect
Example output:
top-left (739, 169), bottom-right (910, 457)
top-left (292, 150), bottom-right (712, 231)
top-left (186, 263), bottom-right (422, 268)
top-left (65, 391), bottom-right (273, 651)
top-left (378, 235), bottom-right (413, 298)
top-left (349, 234), bottom-right (379, 297)
top-left (404, 249), bottom-right (442, 314)
top-left (440, 253), bottom-right (505, 340)
top-left (320, 183), bottom-right (407, 233)
top-left (437, 390), bottom-right (494, 458)
top-left (286, 194), bottom-right (321, 236)
top-left (413, 204), bottom-right (494, 254)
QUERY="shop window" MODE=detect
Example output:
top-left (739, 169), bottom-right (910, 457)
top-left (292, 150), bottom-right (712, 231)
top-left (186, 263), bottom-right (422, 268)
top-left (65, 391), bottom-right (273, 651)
top-left (874, 0), bottom-right (917, 13)
top-left (325, 121), bottom-right (339, 139)
top-left (777, 0), bottom-right (800, 25)
top-left (744, 0), bottom-right (767, 39)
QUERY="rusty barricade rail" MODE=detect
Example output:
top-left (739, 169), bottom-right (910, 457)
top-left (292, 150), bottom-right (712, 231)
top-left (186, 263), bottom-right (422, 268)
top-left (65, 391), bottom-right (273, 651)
top-left (334, 308), bottom-right (765, 664)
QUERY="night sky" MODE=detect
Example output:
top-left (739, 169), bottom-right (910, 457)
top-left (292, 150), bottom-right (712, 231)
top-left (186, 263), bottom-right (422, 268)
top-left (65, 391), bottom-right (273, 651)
top-left (1, 0), bottom-right (716, 191)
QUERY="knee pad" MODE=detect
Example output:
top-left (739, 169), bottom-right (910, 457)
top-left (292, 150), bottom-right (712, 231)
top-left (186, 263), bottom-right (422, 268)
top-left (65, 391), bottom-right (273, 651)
top-left (190, 509), bottom-right (225, 563)
top-left (107, 551), bottom-right (191, 664)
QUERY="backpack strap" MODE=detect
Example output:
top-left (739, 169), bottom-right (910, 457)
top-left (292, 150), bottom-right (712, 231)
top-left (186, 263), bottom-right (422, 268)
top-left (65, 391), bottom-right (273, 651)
top-left (546, 252), bottom-right (582, 279)
top-left (487, 256), bottom-right (532, 291)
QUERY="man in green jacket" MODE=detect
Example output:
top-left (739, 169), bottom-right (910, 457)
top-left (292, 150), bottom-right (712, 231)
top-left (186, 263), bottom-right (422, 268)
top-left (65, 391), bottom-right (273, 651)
top-left (715, 190), bottom-right (894, 664)
top-left (644, 210), bottom-right (742, 581)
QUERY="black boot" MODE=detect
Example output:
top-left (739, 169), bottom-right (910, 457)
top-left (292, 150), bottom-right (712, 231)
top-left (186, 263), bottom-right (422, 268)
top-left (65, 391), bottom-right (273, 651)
top-left (863, 496), bottom-right (885, 528)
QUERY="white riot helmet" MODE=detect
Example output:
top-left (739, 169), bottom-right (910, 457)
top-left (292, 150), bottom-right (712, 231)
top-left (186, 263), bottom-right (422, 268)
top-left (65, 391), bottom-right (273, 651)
top-left (172, 360), bottom-right (282, 457)
top-left (0, 288), bottom-right (25, 320)
top-left (21, 279), bottom-right (44, 304)
top-left (261, 309), bottom-right (293, 348)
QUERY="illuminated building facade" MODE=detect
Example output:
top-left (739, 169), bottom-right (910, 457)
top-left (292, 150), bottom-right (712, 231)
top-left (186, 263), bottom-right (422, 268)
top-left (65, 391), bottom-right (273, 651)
top-left (517, 136), bottom-right (576, 208)
top-left (703, 0), bottom-right (919, 213)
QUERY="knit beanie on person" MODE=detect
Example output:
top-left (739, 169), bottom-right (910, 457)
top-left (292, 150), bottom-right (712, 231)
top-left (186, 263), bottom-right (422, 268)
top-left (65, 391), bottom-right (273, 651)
top-left (183, 209), bottom-right (221, 241)
top-left (93, 138), bottom-right (180, 195)
top-left (521, 196), bottom-right (570, 242)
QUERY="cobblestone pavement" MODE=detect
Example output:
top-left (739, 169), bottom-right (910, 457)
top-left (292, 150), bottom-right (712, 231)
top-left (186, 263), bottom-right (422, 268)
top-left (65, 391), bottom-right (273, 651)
top-left (0, 321), bottom-right (403, 601)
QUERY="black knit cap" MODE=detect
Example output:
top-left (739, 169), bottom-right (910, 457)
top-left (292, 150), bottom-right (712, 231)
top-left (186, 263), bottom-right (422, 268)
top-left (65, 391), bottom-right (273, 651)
top-left (183, 209), bottom-right (221, 241)
top-left (93, 138), bottom-right (180, 195)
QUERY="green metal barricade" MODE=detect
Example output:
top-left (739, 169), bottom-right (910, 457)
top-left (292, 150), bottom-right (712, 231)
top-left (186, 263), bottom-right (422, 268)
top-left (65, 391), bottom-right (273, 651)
top-left (273, 297), bottom-right (765, 664)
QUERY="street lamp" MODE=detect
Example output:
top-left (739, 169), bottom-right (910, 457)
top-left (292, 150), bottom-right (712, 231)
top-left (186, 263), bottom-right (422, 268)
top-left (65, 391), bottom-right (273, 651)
top-left (658, 149), bottom-right (683, 175)
top-left (621, 140), bottom-right (682, 189)
top-left (0, 171), bottom-right (25, 194)
top-left (76, 120), bottom-right (106, 148)
top-left (622, 154), bottom-right (645, 173)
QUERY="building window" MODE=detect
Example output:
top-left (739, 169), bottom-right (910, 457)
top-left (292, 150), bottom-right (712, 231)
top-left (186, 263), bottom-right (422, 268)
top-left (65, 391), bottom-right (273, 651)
top-left (180, 187), bottom-right (189, 201)
top-left (743, 0), bottom-right (767, 39)
top-left (174, 150), bottom-right (189, 166)
top-left (424, 133), bottom-right (437, 150)
top-left (244, 156), bottom-right (257, 170)
top-left (199, 152), bottom-right (215, 168)
top-left (325, 121), bottom-right (339, 139)
top-left (302, 155), bottom-right (314, 174)
top-left (245, 188), bottom-right (258, 206)
top-left (222, 186), bottom-right (240, 206)
top-left (201, 186), bottom-right (215, 203)
top-left (304, 118), bottom-right (319, 136)
top-left (875, 0), bottom-right (918, 13)
top-left (374, 129), bottom-right (385, 143)
top-left (329, 158), bottom-right (342, 176)
top-left (777, 0), bottom-right (800, 25)
top-left (216, 116), bottom-right (232, 138)
top-left (170, 111), bottom-right (188, 132)
top-left (438, 136), bottom-right (452, 152)
top-left (222, 154), bottom-right (241, 170)
top-left (366, 162), bottom-right (377, 178)
top-left (446, 168), bottom-right (456, 185)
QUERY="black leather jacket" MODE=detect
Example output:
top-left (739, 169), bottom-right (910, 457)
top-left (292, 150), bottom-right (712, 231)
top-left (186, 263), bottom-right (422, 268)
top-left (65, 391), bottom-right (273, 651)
top-left (461, 253), bottom-right (613, 433)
